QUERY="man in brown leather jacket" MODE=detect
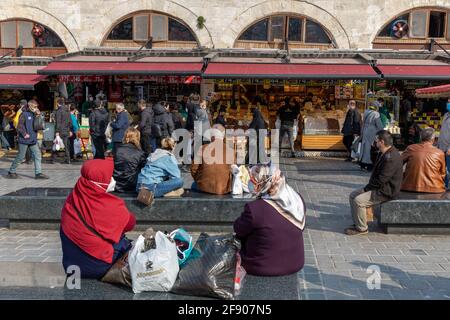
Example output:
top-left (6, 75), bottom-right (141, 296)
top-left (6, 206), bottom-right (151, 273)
top-left (401, 127), bottom-right (446, 193)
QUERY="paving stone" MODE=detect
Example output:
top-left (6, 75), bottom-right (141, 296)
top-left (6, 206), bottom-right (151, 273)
top-left (370, 255), bottom-right (397, 263)
top-left (413, 263), bottom-right (445, 272)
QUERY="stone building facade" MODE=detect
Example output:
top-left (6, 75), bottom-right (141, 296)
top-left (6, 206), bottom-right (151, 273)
top-left (0, 0), bottom-right (449, 54)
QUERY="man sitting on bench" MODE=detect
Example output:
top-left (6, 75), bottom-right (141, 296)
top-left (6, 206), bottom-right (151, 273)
top-left (345, 130), bottom-right (403, 236)
top-left (401, 127), bottom-right (446, 194)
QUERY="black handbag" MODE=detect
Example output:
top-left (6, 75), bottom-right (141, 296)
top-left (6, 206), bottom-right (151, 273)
top-left (33, 115), bottom-right (45, 131)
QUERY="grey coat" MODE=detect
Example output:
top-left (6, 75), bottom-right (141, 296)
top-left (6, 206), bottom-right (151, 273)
top-left (359, 109), bottom-right (383, 165)
top-left (438, 112), bottom-right (450, 153)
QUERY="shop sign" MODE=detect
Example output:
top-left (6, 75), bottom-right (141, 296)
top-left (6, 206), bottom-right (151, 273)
top-left (114, 75), bottom-right (201, 84)
top-left (58, 75), bottom-right (105, 83)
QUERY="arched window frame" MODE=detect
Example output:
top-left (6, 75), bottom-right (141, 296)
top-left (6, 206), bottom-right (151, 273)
top-left (375, 7), bottom-right (450, 41)
top-left (235, 14), bottom-right (335, 47)
top-left (102, 11), bottom-right (198, 46)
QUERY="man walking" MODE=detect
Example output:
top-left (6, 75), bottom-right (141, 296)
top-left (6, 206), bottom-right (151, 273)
top-left (6, 100), bottom-right (49, 179)
top-left (438, 98), bottom-right (450, 190)
top-left (341, 100), bottom-right (361, 161)
top-left (277, 98), bottom-right (300, 157)
top-left (137, 99), bottom-right (154, 157)
top-left (89, 101), bottom-right (109, 159)
top-left (110, 103), bottom-right (130, 157)
top-left (52, 99), bottom-right (72, 164)
top-left (345, 130), bottom-right (403, 235)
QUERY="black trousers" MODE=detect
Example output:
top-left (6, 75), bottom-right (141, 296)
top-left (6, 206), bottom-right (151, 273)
top-left (92, 136), bottom-right (106, 159)
top-left (141, 133), bottom-right (153, 157)
top-left (112, 142), bottom-right (121, 158)
top-left (69, 135), bottom-right (76, 159)
top-left (343, 135), bottom-right (354, 155)
top-left (52, 135), bottom-right (70, 162)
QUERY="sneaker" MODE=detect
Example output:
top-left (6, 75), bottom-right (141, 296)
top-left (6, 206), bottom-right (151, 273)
top-left (344, 227), bottom-right (368, 236)
top-left (5, 172), bottom-right (18, 179)
top-left (164, 188), bottom-right (185, 197)
top-left (35, 173), bottom-right (49, 180)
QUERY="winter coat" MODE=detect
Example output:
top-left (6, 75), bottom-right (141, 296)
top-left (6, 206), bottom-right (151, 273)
top-left (113, 143), bottom-right (146, 193)
top-left (55, 105), bottom-right (72, 137)
top-left (195, 107), bottom-right (211, 140)
top-left (17, 108), bottom-right (37, 145)
top-left (341, 108), bottom-right (362, 136)
top-left (185, 102), bottom-right (198, 131)
top-left (136, 149), bottom-right (181, 189)
top-left (249, 109), bottom-right (266, 131)
top-left (153, 104), bottom-right (175, 138)
top-left (138, 107), bottom-right (153, 136)
top-left (89, 108), bottom-right (109, 138)
top-left (111, 111), bottom-right (130, 143)
top-left (359, 109), bottom-right (383, 165)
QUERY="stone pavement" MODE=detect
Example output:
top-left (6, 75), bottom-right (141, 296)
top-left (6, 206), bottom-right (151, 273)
top-left (1, 154), bottom-right (450, 299)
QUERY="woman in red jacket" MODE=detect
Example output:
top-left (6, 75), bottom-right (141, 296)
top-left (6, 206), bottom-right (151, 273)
top-left (60, 159), bottom-right (136, 279)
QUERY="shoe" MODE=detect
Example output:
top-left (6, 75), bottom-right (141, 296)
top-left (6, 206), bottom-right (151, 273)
top-left (344, 158), bottom-right (352, 162)
top-left (164, 188), bottom-right (185, 197)
top-left (345, 227), bottom-right (368, 236)
top-left (5, 172), bottom-right (18, 179)
top-left (35, 173), bottom-right (49, 180)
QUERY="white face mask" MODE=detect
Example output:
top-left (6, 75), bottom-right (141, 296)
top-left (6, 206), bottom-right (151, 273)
top-left (90, 177), bottom-right (116, 193)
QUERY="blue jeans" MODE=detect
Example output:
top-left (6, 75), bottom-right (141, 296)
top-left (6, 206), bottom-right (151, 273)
top-left (150, 137), bottom-right (158, 153)
top-left (139, 177), bottom-right (184, 197)
top-left (191, 182), bottom-right (200, 192)
top-left (9, 143), bottom-right (42, 175)
top-left (0, 132), bottom-right (10, 149)
top-left (446, 154), bottom-right (450, 189)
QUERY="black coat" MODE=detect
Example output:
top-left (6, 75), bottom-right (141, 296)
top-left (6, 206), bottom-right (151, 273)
top-left (249, 109), bottom-right (266, 131)
top-left (364, 146), bottom-right (403, 199)
top-left (214, 115), bottom-right (227, 127)
top-left (113, 143), bottom-right (146, 193)
top-left (55, 106), bottom-right (72, 136)
top-left (341, 109), bottom-right (361, 136)
top-left (153, 104), bottom-right (175, 138)
top-left (139, 107), bottom-right (153, 135)
top-left (185, 102), bottom-right (198, 131)
top-left (89, 107), bottom-right (109, 137)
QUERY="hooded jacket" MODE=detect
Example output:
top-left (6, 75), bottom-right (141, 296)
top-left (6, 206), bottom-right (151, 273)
top-left (153, 104), bottom-right (175, 138)
top-left (136, 149), bottom-right (180, 189)
top-left (55, 105), bottom-right (72, 136)
top-left (138, 107), bottom-right (154, 136)
top-left (89, 107), bottom-right (109, 138)
top-left (113, 143), bottom-right (146, 193)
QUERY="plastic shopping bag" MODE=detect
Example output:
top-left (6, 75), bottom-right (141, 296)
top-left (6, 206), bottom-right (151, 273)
top-left (351, 136), bottom-right (361, 159)
top-left (231, 165), bottom-right (244, 195)
top-left (105, 122), bottom-right (112, 144)
top-left (293, 119), bottom-right (299, 141)
top-left (74, 138), bottom-right (82, 155)
top-left (52, 135), bottom-right (65, 152)
top-left (234, 253), bottom-right (247, 297)
top-left (129, 231), bottom-right (180, 293)
top-left (171, 233), bottom-right (241, 300)
top-left (275, 117), bottom-right (281, 129)
top-left (169, 228), bottom-right (194, 266)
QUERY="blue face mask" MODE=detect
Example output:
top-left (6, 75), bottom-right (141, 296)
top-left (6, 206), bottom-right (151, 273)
top-left (447, 103), bottom-right (450, 112)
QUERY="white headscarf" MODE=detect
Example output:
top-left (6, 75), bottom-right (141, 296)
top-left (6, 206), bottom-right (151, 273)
top-left (250, 164), bottom-right (306, 230)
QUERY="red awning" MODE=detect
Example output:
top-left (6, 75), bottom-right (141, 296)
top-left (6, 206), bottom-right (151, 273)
top-left (415, 84), bottom-right (450, 98)
top-left (203, 62), bottom-right (379, 79)
top-left (378, 65), bottom-right (450, 80)
top-left (0, 74), bottom-right (47, 90)
top-left (39, 62), bottom-right (203, 76)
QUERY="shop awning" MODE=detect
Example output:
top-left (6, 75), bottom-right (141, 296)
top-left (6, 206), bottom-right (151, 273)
top-left (377, 59), bottom-right (450, 80)
top-left (0, 74), bottom-right (47, 90)
top-left (415, 84), bottom-right (450, 98)
top-left (39, 61), bottom-right (204, 76)
top-left (203, 62), bottom-right (380, 79)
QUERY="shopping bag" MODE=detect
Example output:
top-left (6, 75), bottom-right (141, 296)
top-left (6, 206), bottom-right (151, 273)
top-left (101, 252), bottom-right (132, 287)
top-left (129, 231), bottom-right (179, 294)
top-left (74, 138), bottom-right (82, 155)
top-left (171, 233), bottom-right (241, 300)
top-left (169, 228), bottom-right (194, 266)
top-left (231, 165), bottom-right (244, 195)
top-left (105, 122), bottom-right (112, 143)
top-left (234, 253), bottom-right (247, 297)
top-left (275, 118), bottom-right (281, 130)
top-left (293, 119), bottom-right (299, 141)
top-left (52, 135), bottom-right (65, 151)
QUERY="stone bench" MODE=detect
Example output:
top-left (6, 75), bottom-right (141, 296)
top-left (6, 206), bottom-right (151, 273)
top-left (0, 188), bottom-right (255, 232)
top-left (379, 191), bottom-right (450, 234)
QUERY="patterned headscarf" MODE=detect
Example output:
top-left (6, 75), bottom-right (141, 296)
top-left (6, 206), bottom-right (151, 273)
top-left (250, 164), bottom-right (306, 230)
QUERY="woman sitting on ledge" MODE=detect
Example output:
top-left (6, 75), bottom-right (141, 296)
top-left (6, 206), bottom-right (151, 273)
top-left (60, 159), bottom-right (135, 279)
top-left (136, 137), bottom-right (184, 205)
top-left (234, 164), bottom-right (306, 276)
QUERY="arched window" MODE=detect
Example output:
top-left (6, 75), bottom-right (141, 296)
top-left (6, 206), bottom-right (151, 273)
top-left (103, 12), bottom-right (198, 48)
top-left (235, 15), bottom-right (334, 49)
top-left (0, 19), bottom-right (66, 56)
top-left (373, 8), bottom-right (450, 49)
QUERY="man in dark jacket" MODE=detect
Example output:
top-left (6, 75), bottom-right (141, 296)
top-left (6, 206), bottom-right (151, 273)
top-left (248, 107), bottom-right (267, 165)
top-left (277, 99), bottom-right (300, 157)
top-left (152, 102), bottom-right (175, 148)
top-left (341, 100), bottom-right (361, 161)
top-left (185, 94), bottom-right (200, 131)
top-left (6, 101), bottom-right (49, 179)
top-left (89, 101), bottom-right (109, 159)
top-left (138, 100), bottom-right (154, 157)
top-left (346, 130), bottom-right (403, 235)
top-left (110, 103), bottom-right (130, 157)
top-left (52, 99), bottom-right (72, 164)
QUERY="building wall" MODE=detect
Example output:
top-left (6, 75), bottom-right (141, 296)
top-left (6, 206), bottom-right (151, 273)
top-left (0, 0), bottom-right (449, 52)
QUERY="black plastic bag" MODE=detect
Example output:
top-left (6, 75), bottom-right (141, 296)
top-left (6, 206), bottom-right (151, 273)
top-left (171, 233), bottom-right (241, 300)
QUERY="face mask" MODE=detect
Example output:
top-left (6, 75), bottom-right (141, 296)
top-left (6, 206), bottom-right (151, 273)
top-left (90, 177), bottom-right (116, 193)
top-left (447, 103), bottom-right (450, 112)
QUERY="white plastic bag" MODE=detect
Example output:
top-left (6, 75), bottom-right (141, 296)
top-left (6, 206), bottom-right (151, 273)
top-left (231, 165), bottom-right (244, 195)
top-left (129, 232), bottom-right (179, 294)
top-left (105, 122), bottom-right (112, 143)
top-left (275, 117), bottom-right (281, 130)
top-left (52, 135), bottom-right (65, 151)
top-left (293, 119), bottom-right (299, 141)
top-left (74, 138), bottom-right (82, 155)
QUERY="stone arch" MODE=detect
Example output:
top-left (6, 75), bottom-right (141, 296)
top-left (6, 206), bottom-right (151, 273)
top-left (99, 0), bottom-right (212, 48)
top-left (222, 0), bottom-right (350, 49)
top-left (368, 0), bottom-right (450, 47)
top-left (0, 4), bottom-right (79, 51)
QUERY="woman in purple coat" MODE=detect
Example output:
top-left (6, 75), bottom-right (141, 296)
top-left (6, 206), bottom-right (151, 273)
top-left (234, 164), bottom-right (306, 276)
